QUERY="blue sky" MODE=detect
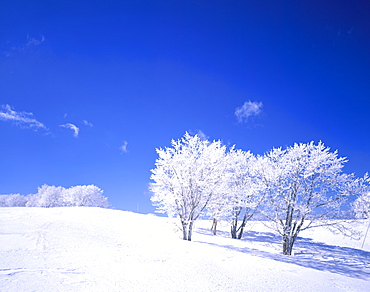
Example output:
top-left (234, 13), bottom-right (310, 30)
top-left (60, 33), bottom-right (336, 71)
top-left (1, 0), bottom-right (369, 213)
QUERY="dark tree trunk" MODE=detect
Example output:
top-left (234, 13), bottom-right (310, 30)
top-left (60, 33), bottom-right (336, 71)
top-left (230, 207), bottom-right (241, 239)
top-left (187, 221), bottom-right (194, 241)
top-left (182, 222), bottom-right (188, 240)
top-left (210, 218), bottom-right (217, 235)
top-left (231, 207), bottom-right (250, 239)
top-left (237, 226), bottom-right (244, 239)
top-left (282, 235), bottom-right (296, 255)
top-left (231, 224), bottom-right (237, 239)
top-left (237, 211), bottom-right (249, 239)
top-left (181, 220), bottom-right (195, 241)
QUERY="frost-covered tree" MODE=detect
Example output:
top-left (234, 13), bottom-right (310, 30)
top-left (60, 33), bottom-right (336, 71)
top-left (64, 185), bottom-right (109, 207)
top-left (257, 142), bottom-right (369, 255)
top-left (24, 184), bottom-right (109, 208)
top-left (150, 132), bottom-right (228, 241)
top-left (0, 195), bottom-right (8, 207)
top-left (26, 185), bottom-right (65, 207)
top-left (227, 149), bottom-right (265, 239)
top-left (0, 194), bottom-right (27, 207)
top-left (353, 191), bottom-right (370, 249)
top-left (353, 192), bottom-right (370, 219)
top-left (207, 149), bottom-right (263, 238)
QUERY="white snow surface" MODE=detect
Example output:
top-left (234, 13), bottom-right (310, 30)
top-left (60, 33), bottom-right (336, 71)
top-left (0, 207), bottom-right (369, 292)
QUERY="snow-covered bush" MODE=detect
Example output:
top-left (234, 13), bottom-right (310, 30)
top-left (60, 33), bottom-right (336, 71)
top-left (0, 184), bottom-right (110, 208)
top-left (353, 191), bottom-right (370, 249)
top-left (63, 185), bottom-right (109, 207)
top-left (26, 185), bottom-right (65, 207)
top-left (353, 191), bottom-right (370, 219)
top-left (0, 194), bottom-right (27, 207)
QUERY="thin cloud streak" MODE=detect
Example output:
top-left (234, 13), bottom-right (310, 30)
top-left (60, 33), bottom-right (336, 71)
top-left (60, 123), bottom-right (80, 138)
top-left (235, 100), bottom-right (263, 123)
top-left (0, 104), bottom-right (48, 131)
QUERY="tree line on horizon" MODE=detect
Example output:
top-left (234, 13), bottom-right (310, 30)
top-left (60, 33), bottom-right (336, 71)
top-left (0, 184), bottom-right (109, 208)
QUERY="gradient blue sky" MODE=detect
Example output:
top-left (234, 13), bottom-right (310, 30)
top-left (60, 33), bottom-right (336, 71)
top-left (1, 0), bottom-right (369, 213)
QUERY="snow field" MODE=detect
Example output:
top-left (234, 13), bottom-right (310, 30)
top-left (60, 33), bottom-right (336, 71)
top-left (0, 207), bottom-right (369, 291)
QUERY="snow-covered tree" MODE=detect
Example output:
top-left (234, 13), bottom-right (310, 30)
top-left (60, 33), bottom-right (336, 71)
top-left (0, 195), bottom-right (8, 207)
top-left (227, 149), bottom-right (263, 239)
top-left (207, 149), bottom-right (263, 238)
top-left (257, 142), bottom-right (369, 255)
top-left (26, 185), bottom-right (65, 207)
top-left (0, 194), bottom-right (27, 207)
top-left (24, 184), bottom-right (109, 208)
top-left (353, 191), bottom-right (370, 219)
top-left (150, 132), bottom-right (228, 241)
top-left (63, 185), bottom-right (109, 207)
top-left (353, 191), bottom-right (370, 249)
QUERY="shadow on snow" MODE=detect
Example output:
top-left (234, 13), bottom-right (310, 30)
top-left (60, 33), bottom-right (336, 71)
top-left (195, 227), bottom-right (370, 280)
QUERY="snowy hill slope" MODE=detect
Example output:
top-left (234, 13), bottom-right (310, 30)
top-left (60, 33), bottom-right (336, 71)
top-left (0, 207), bottom-right (369, 291)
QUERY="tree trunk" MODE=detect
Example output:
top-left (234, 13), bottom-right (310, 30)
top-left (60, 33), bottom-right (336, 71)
top-left (237, 211), bottom-right (249, 239)
top-left (187, 221), bottom-right (194, 241)
top-left (231, 225), bottom-right (237, 239)
top-left (182, 222), bottom-right (188, 240)
top-left (237, 226), bottom-right (244, 239)
top-left (231, 207), bottom-right (249, 239)
top-left (210, 218), bottom-right (217, 235)
top-left (230, 207), bottom-right (241, 239)
top-left (282, 235), bottom-right (295, 255)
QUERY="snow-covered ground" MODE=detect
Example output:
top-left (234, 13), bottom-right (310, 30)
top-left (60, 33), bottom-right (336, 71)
top-left (0, 207), bottom-right (369, 291)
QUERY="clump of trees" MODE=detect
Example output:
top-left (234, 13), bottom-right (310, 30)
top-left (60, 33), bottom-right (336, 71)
top-left (150, 132), bottom-right (369, 255)
top-left (0, 193), bottom-right (27, 207)
top-left (0, 184), bottom-right (109, 208)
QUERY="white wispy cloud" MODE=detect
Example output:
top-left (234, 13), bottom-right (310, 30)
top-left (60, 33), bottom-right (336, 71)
top-left (189, 129), bottom-right (209, 141)
top-left (3, 35), bottom-right (45, 57)
top-left (60, 123), bottom-right (79, 138)
top-left (0, 104), bottom-right (48, 131)
top-left (82, 120), bottom-right (93, 127)
top-left (26, 34), bottom-right (45, 47)
top-left (235, 100), bottom-right (263, 123)
top-left (120, 141), bottom-right (128, 153)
